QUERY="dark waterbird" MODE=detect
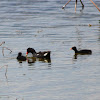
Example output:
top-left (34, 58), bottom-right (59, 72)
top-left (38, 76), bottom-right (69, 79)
top-left (26, 48), bottom-right (51, 59)
top-left (70, 46), bottom-right (92, 54)
top-left (17, 52), bottom-right (26, 61)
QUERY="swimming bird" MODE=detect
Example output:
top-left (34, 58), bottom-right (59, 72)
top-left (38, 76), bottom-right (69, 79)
top-left (26, 48), bottom-right (51, 59)
top-left (17, 52), bottom-right (26, 61)
top-left (70, 46), bottom-right (92, 54)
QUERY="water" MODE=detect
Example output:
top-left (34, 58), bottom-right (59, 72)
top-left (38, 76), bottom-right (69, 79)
top-left (0, 0), bottom-right (100, 100)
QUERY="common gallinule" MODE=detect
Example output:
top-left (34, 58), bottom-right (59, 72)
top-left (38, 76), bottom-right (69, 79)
top-left (26, 48), bottom-right (51, 59)
top-left (70, 46), bottom-right (92, 54)
top-left (17, 52), bottom-right (26, 61)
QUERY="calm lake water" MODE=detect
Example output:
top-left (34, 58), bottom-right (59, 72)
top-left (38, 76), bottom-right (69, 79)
top-left (0, 0), bottom-right (100, 100)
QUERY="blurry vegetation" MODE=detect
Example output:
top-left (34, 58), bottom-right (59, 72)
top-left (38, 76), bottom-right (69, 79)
top-left (0, 65), bottom-right (8, 79)
top-left (0, 41), bottom-right (12, 56)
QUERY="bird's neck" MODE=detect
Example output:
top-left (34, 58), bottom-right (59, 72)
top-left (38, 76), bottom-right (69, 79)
top-left (74, 49), bottom-right (78, 53)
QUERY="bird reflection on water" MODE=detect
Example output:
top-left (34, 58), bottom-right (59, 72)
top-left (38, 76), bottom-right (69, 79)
top-left (27, 57), bottom-right (51, 63)
top-left (73, 53), bottom-right (92, 59)
top-left (27, 57), bottom-right (51, 69)
top-left (17, 56), bottom-right (51, 67)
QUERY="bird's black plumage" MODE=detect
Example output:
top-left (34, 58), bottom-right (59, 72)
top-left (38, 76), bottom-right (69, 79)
top-left (26, 48), bottom-right (51, 59)
top-left (71, 46), bottom-right (92, 54)
top-left (17, 52), bottom-right (26, 61)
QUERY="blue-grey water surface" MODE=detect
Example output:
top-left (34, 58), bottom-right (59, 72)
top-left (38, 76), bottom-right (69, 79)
top-left (0, 0), bottom-right (100, 100)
